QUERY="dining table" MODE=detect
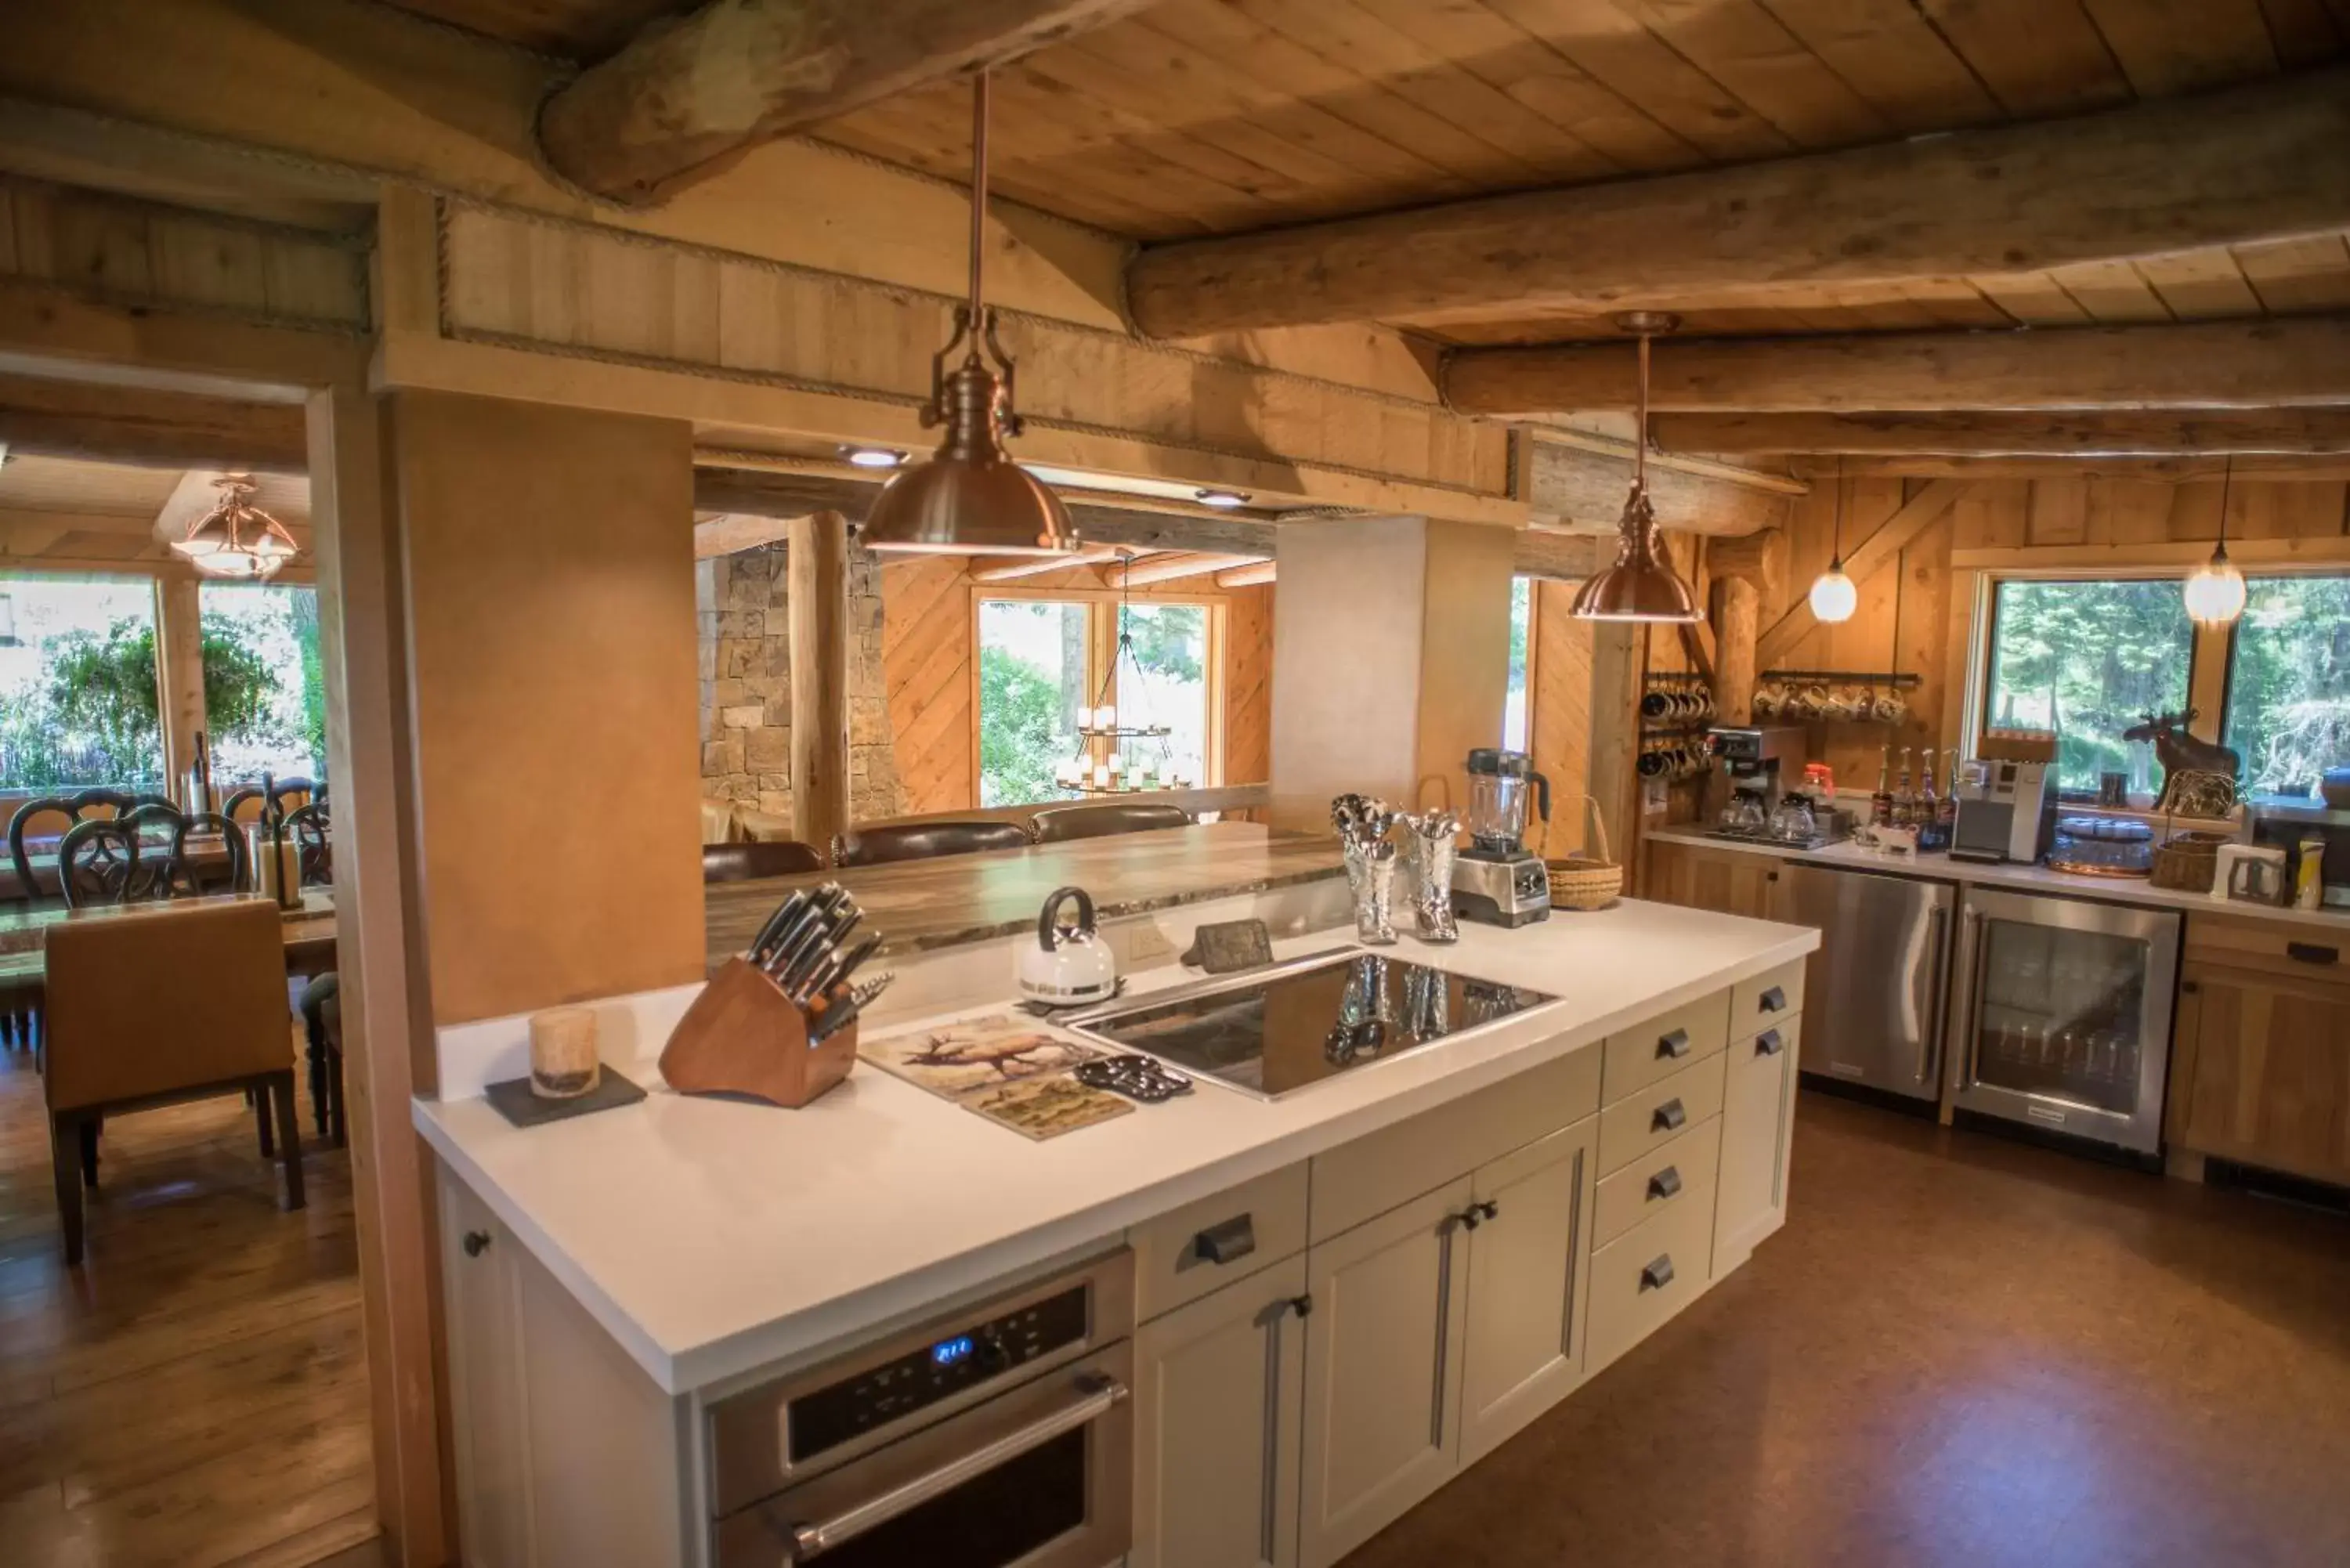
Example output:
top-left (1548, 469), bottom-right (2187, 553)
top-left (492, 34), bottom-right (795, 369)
top-left (0, 888), bottom-right (338, 1003)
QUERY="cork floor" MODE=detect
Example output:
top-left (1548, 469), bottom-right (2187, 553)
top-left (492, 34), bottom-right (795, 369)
top-left (1345, 1091), bottom-right (2350, 1568)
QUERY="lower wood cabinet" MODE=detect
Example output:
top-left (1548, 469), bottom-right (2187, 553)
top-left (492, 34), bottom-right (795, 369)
top-left (1457, 1118), bottom-right (1596, 1466)
top-left (1132, 1255), bottom-right (1309, 1568)
top-left (2175, 963), bottom-right (2350, 1185)
top-left (1713, 1017), bottom-right (1802, 1277)
top-left (1643, 839), bottom-right (1788, 921)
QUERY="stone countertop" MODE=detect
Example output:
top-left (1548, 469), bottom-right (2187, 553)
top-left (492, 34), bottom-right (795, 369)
top-left (1648, 826), bottom-right (2350, 935)
top-left (703, 822), bottom-right (1346, 967)
top-left (416, 898), bottom-right (1819, 1396)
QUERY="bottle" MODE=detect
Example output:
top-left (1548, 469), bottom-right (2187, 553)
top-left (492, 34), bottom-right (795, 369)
top-left (1916, 752), bottom-right (1941, 849)
top-left (1893, 748), bottom-right (1916, 828)
top-left (1871, 745), bottom-right (1895, 831)
top-left (1936, 750), bottom-right (1961, 844)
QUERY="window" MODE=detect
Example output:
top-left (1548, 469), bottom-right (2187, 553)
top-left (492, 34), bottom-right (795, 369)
top-left (2224, 575), bottom-right (2350, 798)
top-left (1504, 576), bottom-right (1531, 753)
top-left (1981, 579), bottom-right (2192, 796)
top-left (1119, 603), bottom-right (1209, 789)
top-left (199, 581), bottom-right (327, 782)
top-left (0, 573), bottom-right (166, 790)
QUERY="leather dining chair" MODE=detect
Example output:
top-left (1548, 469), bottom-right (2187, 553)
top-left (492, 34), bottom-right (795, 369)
top-left (1029, 802), bottom-right (1195, 844)
top-left (702, 840), bottom-right (824, 883)
top-left (830, 822), bottom-right (1032, 868)
top-left (43, 898), bottom-right (305, 1265)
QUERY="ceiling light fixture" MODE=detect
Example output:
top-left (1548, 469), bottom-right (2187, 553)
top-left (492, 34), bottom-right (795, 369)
top-left (1570, 313), bottom-right (1703, 623)
top-left (860, 72), bottom-right (1076, 558)
top-left (2182, 456), bottom-right (2247, 629)
top-left (1194, 488), bottom-right (1252, 510)
top-left (169, 475), bottom-right (298, 580)
top-left (840, 445), bottom-right (909, 470)
top-left (1806, 456), bottom-right (1858, 625)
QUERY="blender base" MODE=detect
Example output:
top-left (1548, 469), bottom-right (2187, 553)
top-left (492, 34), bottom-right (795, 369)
top-left (1452, 851), bottom-right (1552, 927)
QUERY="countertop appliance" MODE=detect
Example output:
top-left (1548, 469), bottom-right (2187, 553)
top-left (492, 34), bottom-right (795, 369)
top-left (707, 1251), bottom-right (1136, 1568)
top-left (1950, 759), bottom-right (2059, 865)
top-left (1705, 726), bottom-right (1806, 842)
top-left (1015, 886), bottom-right (1119, 1007)
top-left (1452, 746), bottom-right (1552, 927)
top-left (2244, 797), bottom-right (2348, 907)
top-left (1064, 948), bottom-right (1555, 1100)
top-left (1946, 887), bottom-right (2179, 1158)
top-left (1782, 862), bottom-right (1954, 1106)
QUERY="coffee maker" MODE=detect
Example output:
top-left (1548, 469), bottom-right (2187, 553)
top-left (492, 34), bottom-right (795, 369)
top-left (1452, 747), bottom-right (1552, 927)
top-left (1950, 758), bottom-right (2059, 864)
top-left (1706, 726), bottom-right (1805, 839)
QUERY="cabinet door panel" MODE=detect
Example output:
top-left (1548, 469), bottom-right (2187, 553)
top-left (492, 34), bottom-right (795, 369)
top-left (1459, 1118), bottom-right (1596, 1466)
top-left (1299, 1180), bottom-right (1470, 1568)
top-left (441, 1173), bottom-right (533, 1568)
top-left (1133, 1257), bottom-right (1308, 1568)
top-left (2182, 966), bottom-right (2350, 1184)
top-left (1715, 1016), bottom-right (1802, 1277)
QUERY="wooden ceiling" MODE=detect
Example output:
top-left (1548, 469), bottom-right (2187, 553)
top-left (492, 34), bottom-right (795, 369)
top-left (379, 0), bottom-right (694, 58)
top-left (0, 456), bottom-right (311, 572)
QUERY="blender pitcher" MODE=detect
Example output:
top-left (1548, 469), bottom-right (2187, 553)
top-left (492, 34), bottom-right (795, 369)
top-left (1464, 748), bottom-right (1551, 855)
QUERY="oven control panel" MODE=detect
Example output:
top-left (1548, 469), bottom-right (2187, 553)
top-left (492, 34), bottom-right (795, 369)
top-left (787, 1283), bottom-right (1090, 1462)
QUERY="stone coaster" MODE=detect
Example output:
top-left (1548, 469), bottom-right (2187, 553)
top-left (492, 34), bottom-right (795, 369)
top-left (483, 1067), bottom-right (647, 1128)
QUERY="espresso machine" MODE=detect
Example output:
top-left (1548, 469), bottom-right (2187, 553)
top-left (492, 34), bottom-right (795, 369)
top-left (1452, 747), bottom-right (1552, 927)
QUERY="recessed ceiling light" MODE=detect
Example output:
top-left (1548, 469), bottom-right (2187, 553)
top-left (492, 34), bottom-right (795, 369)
top-left (1195, 488), bottom-right (1253, 509)
top-left (840, 445), bottom-right (910, 470)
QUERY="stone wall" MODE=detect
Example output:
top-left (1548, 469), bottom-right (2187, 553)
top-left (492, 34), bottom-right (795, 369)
top-left (696, 540), bottom-right (905, 827)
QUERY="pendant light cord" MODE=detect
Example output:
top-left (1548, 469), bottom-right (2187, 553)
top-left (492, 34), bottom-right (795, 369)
top-left (1831, 455), bottom-right (1844, 567)
top-left (1634, 331), bottom-right (1650, 494)
top-left (966, 71), bottom-right (990, 353)
top-left (2216, 455), bottom-right (2233, 555)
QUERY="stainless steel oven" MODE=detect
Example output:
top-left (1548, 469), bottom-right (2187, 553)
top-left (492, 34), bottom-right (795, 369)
top-left (709, 1252), bottom-right (1135, 1568)
top-left (1946, 887), bottom-right (2180, 1156)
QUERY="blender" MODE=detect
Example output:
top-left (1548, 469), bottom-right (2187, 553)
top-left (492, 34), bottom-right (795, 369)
top-left (1452, 747), bottom-right (1553, 927)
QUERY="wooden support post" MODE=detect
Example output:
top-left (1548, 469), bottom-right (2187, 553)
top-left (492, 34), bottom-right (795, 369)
top-left (790, 511), bottom-right (853, 854)
top-left (154, 575), bottom-right (206, 793)
top-left (1586, 622), bottom-right (1642, 890)
top-left (1711, 578), bottom-right (1760, 727)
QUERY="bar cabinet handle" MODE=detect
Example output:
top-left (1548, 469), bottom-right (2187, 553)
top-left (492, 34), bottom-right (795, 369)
top-left (461, 1231), bottom-right (491, 1259)
top-left (1758, 985), bottom-right (1788, 1013)
top-left (1640, 1255), bottom-right (1676, 1292)
top-left (2287, 942), bottom-right (2340, 966)
top-left (1754, 1028), bottom-right (1784, 1057)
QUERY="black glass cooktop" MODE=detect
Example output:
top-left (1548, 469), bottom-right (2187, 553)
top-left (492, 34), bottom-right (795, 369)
top-left (1065, 950), bottom-right (1555, 1100)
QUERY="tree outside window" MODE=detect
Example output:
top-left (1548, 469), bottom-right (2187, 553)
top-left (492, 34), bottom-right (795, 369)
top-left (2225, 575), bottom-right (2350, 799)
top-left (1504, 576), bottom-right (1531, 753)
top-left (1983, 580), bottom-right (2191, 796)
top-left (977, 599), bottom-right (1088, 807)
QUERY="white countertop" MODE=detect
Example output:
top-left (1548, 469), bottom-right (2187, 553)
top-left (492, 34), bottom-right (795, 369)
top-left (1647, 826), bottom-right (2350, 936)
top-left (413, 898), bottom-right (1817, 1396)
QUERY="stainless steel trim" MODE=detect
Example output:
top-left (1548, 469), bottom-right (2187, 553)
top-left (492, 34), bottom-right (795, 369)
top-left (1054, 946), bottom-right (1361, 1028)
top-left (1921, 906), bottom-right (1950, 1085)
top-left (1958, 909), bottom-right (1987, 1091)
top-left (1559, 1151), bottom-right (1584, 1357)
top-left (788, 1376), bottom-right (1128, 1560)
top-left (1256, 1299), bottom-right (1289, 1563)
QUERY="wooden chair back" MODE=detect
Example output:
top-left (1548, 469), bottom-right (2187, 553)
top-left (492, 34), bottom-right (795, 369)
top-left (175, 811), bottom-right (250, 897)
top-left (56, 819), bottom-right (177, 908)
top-left (702, 840), bottom-right (824, 883)
top-left (830, 821), bottom-right (1033, 867)
top-left (42, 898), bottom-right (291, 1115)
top-left (9, 789), bottom-right (150, 901)
top-left (283, 801), bottom-right (333, 887)
top-left (1029, 802), bottom-right (1195, 844)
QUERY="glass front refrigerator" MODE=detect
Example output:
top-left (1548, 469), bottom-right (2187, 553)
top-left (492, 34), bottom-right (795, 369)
top-left (1945, 887), bottom-right (2181, 1156)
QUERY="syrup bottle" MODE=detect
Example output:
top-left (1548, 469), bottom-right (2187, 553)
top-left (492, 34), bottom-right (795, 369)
top-left (1893, 747), bottom-right (1916, 828)
top-left (1916, 751), bottom-right (1941, 848)
top-left (1871, 746), bottom-right (1895, 830)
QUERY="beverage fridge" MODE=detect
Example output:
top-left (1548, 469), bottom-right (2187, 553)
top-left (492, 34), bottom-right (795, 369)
top-left (1944, 887), bottom-right (2180, 1156)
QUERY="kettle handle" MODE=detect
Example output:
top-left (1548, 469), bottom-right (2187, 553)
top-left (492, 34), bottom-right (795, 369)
top-left (1038, 886), bottom-right (1096, 952)
top-left (1530, 768), bottom-right (1552, 824)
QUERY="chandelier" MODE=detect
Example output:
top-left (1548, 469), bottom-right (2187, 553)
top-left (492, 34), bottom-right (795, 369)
top-left (168, 475), bottom-right (299, 580)
top-left (1052, 553), bottom-right (1190, 795)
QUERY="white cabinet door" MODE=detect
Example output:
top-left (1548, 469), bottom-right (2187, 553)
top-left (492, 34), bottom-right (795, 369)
top-left (1457, 1117), bottom-right (1596, 1466)
top-left (1133, 1255), bottom-right (1309, 1568)
top-left (1298, 1179), bottom-right (1472, 1568)
top-left (1714, 1016), bottom-right (1802, 1277)
top-left (440, 1172), bottom-right (532, 1568)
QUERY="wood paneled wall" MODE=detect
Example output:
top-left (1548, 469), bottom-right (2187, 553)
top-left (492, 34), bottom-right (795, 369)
top-left (880, 558), bottom-right (1274, 817)
top-left (1527, 581), bottom-right (1597, 855)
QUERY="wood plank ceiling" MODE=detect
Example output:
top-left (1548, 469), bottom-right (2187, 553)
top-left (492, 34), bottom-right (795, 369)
top-left (390, 0), bottom-right (2350, 349)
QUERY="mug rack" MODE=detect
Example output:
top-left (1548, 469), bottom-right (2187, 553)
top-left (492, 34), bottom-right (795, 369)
top-left (1760, 669), bottom-right (1922, 688)
top-left (1757, 668), bottom-right (1919, 727)
top-left (1640, 671), bottom-right (1716, 734)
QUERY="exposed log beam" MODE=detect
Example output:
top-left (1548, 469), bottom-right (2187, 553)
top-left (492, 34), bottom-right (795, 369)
top-left (1654, 410), bottom-right (2350, 459)
top-left (1128, 67), bottom-right (2350, 339)
top-left (0, 375), bottom-right (309, 470)
top-left (1512, 527), bottom-right (1618, 582)
top-left (1522, 436), bottom-right (1791, 537)
top-left (1446, 317), bottom-right (2350, 417)
top-left (1798, 454), bottom-right (2350, 482)
top-left (1756, 482), bottom-right (1961, 668)
top-left (540, 0), bottom-right (1158, 206)
top-left (1115, 551), bottom-right (1264, 587)
top-left (1214, 561), bottom-right (1277, 588)
top-left (694, 511), bottom-right (801, 558)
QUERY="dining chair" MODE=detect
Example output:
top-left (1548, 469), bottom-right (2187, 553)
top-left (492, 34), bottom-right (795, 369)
top-left (172, 811), bottom-right (249, 897)
top-left (43, 898), bottom-right (304, 1265)
top-left (56, 819), bottom-right (176, 908)
top-left (283, 801), bottom-right (333, 887)
top-left (267, 777), bottom-right (316, 820)
top-left (297, 971), bottom-right (345, 1146)
top-left (830, 822), bottom-right (1033, 867)
top-left (222, 786), bottom-right (269, 827)
top-left (1029, 802), bottom-right (1195, 844)
top-left (9, 788), bottom-right (143, 904)
top-left (703, 840), bottom-right (825, 883)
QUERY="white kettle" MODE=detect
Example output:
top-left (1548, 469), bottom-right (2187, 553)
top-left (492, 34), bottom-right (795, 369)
top-left (1017, 886), bottom-right (1119, 1008)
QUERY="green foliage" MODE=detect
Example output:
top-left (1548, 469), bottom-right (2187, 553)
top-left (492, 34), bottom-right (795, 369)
top-left (1985, 580), bottom-right (2190, 794)
top-left (1507, 577), bottom-right (1531, 701)
top-left (290, 588), bottom-right (328, 779)
top-left (1123, 605), bottom-right (1204, 684)
top-left (2225, 576), bottom-right (2350, 797)
top-left (978, 642), bottom-right (1070, 807)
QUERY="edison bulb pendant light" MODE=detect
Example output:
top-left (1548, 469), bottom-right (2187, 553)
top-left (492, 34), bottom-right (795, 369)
top-left (2183, 541), bottom-right (2247, 628)
top-left (1808, 559), bottom-right (1858, 623)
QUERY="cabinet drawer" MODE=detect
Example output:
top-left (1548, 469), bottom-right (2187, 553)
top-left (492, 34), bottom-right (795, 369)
top-left (1731, 959), bottom-right (1805, 1034)
top-left (2186, 914), bottom-right (2350, 986)
top-left (1593, 1117), bottom-right (1720, 1250)
top-left (1585, 1179), bottom-right (1717, 1375)
top-left (1600, 991), bottom-right (1729, 1105)
top-left (1597, 1051), bottom-right (1727, 1177)
top-left (1311, 1044), bottom-right (1601, 1244)
top-left (1133, 1162), bottom-right (1310, 1321)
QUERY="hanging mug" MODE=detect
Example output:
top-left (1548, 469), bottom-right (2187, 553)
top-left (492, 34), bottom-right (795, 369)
top-left (1641, 688), bottom-right (1674, 721)
top-left (1873, 689), bottom-right (1909, 725)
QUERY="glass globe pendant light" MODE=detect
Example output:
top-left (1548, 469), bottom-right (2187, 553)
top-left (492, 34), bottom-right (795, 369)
top-left (1806, 457), bottom-right (1857, 625)
top-left (170, 475), bottom-right (299, 580)
top-left (2182, 457), bottom-right (2247, 629)
top-left (1570, 313), bottom-right (1703, 623)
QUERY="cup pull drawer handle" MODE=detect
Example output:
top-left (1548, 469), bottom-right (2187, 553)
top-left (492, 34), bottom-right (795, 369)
top-left (1655, 1028), bottom-right (1691, 1060)
top-left (1647, 1166), bottom-right (1682, 1201)
top-left (2287, 942), bottom-right (2340, 966)
top-left (1651, 1098), bottom-right (1687, 1134)
top-left (1188, 1215), bottom-right (1256, 1268)
top-left (1759, 985), bottom-right (1788, 1013)
top-left (1755, 1028), bottom-right (1784, 1057)
top-left (1640, 1255), bottom-right (1676, 1292)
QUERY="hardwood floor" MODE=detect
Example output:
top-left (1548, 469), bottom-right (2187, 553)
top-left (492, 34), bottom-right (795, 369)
top-left (0, 1039), bottom-right (378, 1566)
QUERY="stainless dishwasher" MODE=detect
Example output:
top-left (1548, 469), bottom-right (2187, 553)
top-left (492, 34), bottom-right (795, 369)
top-left (1782, 862), bottom-right (1957, 1105)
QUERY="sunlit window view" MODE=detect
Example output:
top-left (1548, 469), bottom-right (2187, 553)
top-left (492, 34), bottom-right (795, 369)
top-left (0, 574), bottom-right (167, 789)
top-left (1983, 579), bottom-right (2192, 796)
top-left (199, 582), bottom-right (326, 782)
top-left (976, 598), bottom-right (1089, 807)
top-left (2225, 575), bottom-right (2350, 798)
top-left (1504, 576), bottom-right (1531, 752)
top-left (1119, 603), bottom-right (1209, 789)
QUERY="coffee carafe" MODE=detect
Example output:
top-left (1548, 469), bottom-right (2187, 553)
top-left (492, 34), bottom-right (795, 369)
top-left (1452, 747), bottom-right (1552, 927)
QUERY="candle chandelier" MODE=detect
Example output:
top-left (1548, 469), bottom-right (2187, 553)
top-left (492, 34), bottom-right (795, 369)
top-left (168, 475), bottom-right (300, 580)
top-left (1053, 553), bottom-right (1191, 796)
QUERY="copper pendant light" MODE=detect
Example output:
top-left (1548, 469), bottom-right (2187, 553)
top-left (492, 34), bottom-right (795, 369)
top-left (862, 72), bottom-right (1078, 558)
top-left (168, 475), bottom-right (300, 580)
top-left (1570, 313), bottom-right (1703, 623)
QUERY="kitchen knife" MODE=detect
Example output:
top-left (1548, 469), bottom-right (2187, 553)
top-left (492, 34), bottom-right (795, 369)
top-left (795, 932), bottom-right (883, 1006)
top-left (762, 905), bottom-right (830, 980)
top-left (748, 894), bottom-right (808, 965)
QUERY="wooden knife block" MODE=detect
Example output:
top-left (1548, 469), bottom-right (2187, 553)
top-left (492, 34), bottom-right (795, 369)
top-left (659, 958), bottom-right (859, 1109)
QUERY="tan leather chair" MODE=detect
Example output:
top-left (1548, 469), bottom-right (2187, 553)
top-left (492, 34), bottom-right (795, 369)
top-left (1029, 802), bottom-right (1194, 844)
top-left (831, 822), bottom-right (1032, 867)
top-left (702, 840), bottom-right (824, 883)
top-left (44, 898), bottom-right (304, 1264)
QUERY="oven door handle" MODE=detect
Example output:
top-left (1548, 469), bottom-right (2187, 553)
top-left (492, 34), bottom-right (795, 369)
top-left (787, 1374), bottom-right (1129, 1561)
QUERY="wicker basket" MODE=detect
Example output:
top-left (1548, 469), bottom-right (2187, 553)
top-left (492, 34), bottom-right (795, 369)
top-left (1543, 797), bottom-right (1623, 912)
top-left (2151, 830), bottom-right (2230, 894)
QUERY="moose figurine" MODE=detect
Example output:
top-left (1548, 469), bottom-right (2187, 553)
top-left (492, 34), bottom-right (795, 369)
top-left (2122, 710), bottom-right (2242, 817)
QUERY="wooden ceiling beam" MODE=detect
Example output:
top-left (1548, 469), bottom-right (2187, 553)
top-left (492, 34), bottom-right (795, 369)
top-left (1446, 316), bottom-right (2350, 417)
top-left (1653, 409), bottom-right (2350, 459)
top-left (0, 374), bottom-right (309, 471)
top-left (1114, 551), bottom-right (1263, 587)
top-left (1799, 454), bottom-right (2350, 482)
top-left (539, 0), bottom-right (1159, 206)
top-left (1213, 561), bottom-right (1276, 588)
top-left (1522, 436), bottom-right (1791, 537)
top-left (971, 547), bottom-right (1140, 580)
top-left (1126, 67), bottom-right (2350, 339)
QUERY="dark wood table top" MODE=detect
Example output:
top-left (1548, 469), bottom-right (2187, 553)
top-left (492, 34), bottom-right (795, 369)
top-left (0, 890), bottom-right (336, 998)
top-left (703, 822), bottom-right (1343, 969)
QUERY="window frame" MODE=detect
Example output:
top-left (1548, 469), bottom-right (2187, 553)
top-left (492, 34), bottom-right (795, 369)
top-left (967, 584), bottom-right (1228, 807)
top-left (0, 567), bottom-right (175, 793)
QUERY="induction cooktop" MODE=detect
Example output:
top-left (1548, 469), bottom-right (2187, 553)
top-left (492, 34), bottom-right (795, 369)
top-left (1062, 949), bottom-right (1556, 1100)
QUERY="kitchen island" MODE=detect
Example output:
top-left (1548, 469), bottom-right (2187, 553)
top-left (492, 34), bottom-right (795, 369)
top-left (418, 889), bottom-right (1816, 1568)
